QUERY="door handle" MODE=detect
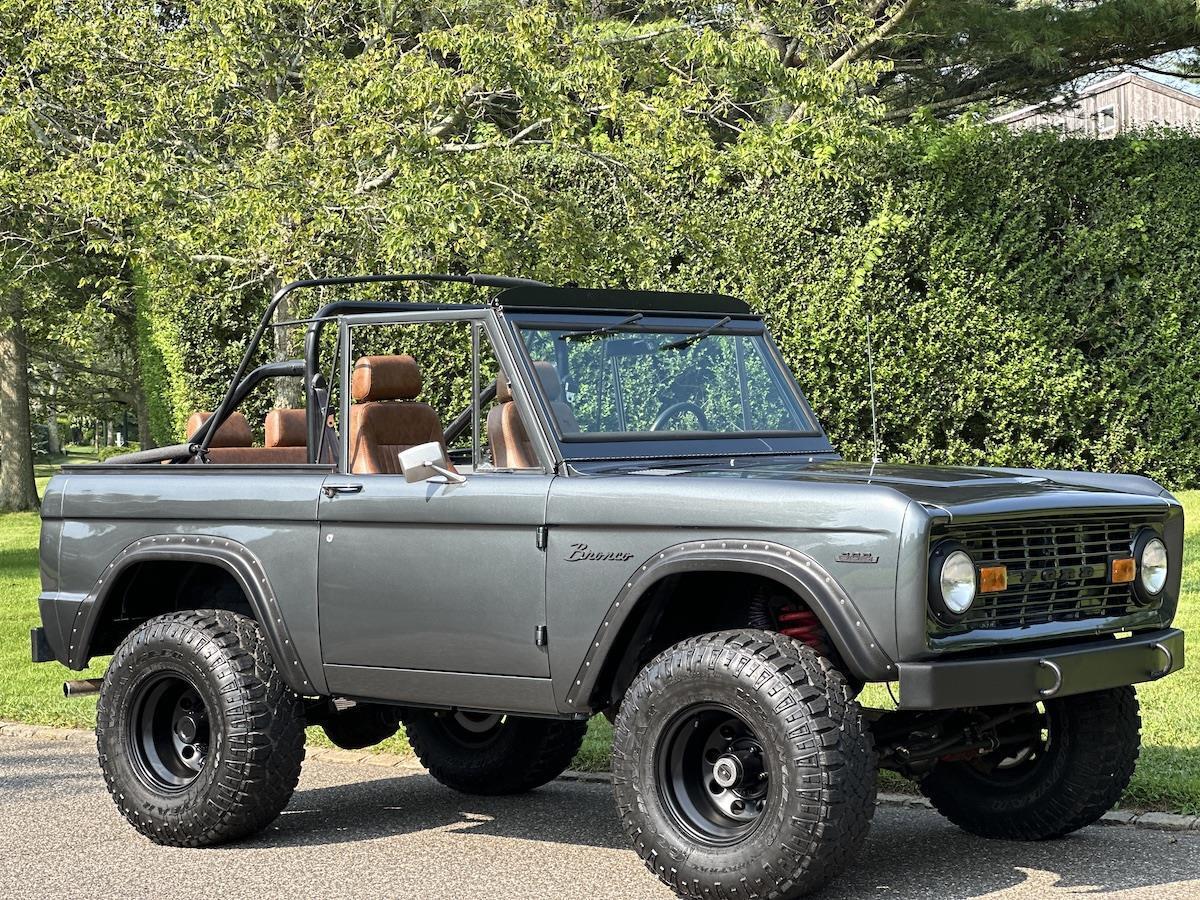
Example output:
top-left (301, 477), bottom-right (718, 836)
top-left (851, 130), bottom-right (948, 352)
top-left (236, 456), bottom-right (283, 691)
top-left (322, 483), bottom-right (364, 498)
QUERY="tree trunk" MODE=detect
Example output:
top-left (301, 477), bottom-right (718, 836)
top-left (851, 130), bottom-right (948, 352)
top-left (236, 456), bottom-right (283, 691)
top-left (0, 320), bottom-right (40, 511)
top-left (45, 371), bottom-right (60, 455)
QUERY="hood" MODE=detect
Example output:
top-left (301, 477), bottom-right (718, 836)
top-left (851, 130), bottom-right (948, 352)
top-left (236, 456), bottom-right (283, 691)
top-left (608, 458), bottom-right (1172, 514)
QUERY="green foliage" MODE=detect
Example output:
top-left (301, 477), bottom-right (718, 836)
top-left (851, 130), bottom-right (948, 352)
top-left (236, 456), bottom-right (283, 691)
top-left (132, 127), bottom-right (1200, 488)
top-left (676, 128), bottom-right (1200, 486)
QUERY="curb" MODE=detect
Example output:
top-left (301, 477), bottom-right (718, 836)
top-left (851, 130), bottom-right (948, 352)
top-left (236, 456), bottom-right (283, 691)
top-left (4, 722), bottom-right (1197, 833)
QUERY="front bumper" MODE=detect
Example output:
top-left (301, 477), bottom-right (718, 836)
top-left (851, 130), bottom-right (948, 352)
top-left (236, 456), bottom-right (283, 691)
top-left (897, 628), bottom-right (1184, 710)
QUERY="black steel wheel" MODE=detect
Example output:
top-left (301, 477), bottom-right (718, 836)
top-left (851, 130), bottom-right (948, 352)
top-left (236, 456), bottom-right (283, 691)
top-left (127, 672), bottom-right (212, 791)
top-left (402, 709), bottom-right (586, 795)
top-left (657, 705), bottom-right (770, 846)
top-left (920, 686), bottom-right (1141, 840)
top-left (613, 630), bottom-right (876, 900)
top-left (97, 610), bottom-right (305, 846)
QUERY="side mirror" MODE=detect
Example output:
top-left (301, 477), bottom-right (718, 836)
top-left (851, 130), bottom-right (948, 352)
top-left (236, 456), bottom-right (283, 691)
top-left (398, 441), bottom-right (465, 484)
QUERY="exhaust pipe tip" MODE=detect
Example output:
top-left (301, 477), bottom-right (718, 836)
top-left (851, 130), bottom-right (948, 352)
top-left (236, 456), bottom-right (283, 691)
top-left (62, 679), bottom-right (103, 698)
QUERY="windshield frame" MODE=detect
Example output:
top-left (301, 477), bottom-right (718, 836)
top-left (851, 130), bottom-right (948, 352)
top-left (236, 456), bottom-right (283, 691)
top-left (503, 311), bottom-right (834, 462)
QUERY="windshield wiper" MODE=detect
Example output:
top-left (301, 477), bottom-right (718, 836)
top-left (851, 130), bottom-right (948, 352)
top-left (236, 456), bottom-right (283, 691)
top-left (659, 316), bottom-right (732, 351)
top-left (557, 313), bottom-right (643, 341)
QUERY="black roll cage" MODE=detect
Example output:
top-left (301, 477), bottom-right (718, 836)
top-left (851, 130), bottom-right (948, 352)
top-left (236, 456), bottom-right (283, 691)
top-left (189, 273), bottom-right (548, 464)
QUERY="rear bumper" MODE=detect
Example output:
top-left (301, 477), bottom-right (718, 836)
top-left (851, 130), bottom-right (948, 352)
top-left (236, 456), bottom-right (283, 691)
top-left (897, 628), bottom-right (1184, 710)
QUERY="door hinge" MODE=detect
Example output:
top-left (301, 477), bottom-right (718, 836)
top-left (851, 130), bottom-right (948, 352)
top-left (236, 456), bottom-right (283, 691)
top-left (536, 525), bottom-right (549, 550)
top-left (535, 625), bottom-right (548, 647)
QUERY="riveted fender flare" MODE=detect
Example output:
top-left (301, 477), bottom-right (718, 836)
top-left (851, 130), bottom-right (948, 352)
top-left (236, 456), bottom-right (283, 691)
top-left (67, 534), bottom-right (320, 695)
top-left (562, 539), bottom-right (896, 711)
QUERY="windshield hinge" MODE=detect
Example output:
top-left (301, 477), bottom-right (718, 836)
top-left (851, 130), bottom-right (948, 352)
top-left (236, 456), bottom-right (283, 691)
top-left (536, 525), bottom-right (549, 550)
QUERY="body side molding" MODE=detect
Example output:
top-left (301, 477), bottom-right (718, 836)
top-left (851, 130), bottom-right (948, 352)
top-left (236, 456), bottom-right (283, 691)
top-left (67, 534), bottom-right (320, 695)
top-left (562, 539), bottom-right (896, 709)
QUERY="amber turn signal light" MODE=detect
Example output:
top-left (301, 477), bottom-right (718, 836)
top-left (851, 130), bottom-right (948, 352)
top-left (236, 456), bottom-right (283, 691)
top-left (1111, 557), bottom-right (1136, 584)
top-left (979, 565), bottom-right (1008, 594)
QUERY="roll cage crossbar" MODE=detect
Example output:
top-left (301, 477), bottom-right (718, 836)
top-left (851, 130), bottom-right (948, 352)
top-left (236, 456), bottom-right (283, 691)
top-left (190, 273), bottom-right (548, 463)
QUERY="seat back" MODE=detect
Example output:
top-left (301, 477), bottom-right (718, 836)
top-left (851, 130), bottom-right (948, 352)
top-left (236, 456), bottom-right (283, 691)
top-left (348, 355), bottom-right (447, 475)
top-left (486, 361), bottom-right (579, 468)
top-left (531, 361), bottom-right (580, 433)
top-left (487, 372), bottom-right (537, 469)
top-left (263, 409), bottom-right (311, 464)
top-left (187, 411), bottom-right (260, 463)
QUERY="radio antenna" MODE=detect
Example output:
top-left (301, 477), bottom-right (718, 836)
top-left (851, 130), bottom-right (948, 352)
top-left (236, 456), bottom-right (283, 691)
top-left (865, 311), bottom-right (882, 468)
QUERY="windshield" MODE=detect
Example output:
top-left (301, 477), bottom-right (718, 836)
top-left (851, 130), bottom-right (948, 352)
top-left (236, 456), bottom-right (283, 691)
top-left (515, 320), bottom-right (814, 439)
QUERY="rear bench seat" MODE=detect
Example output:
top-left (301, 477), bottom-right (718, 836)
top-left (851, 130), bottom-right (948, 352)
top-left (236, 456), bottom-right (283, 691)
top-left (186, 410), bottom-right (310, 464)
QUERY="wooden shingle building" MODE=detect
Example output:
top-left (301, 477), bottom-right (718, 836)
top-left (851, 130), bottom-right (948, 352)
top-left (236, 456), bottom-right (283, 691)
top-left (991, 72), bottom-right (1200, 138)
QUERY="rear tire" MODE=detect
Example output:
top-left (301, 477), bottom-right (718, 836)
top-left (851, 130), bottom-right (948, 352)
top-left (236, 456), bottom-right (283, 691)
top-left (96, 610), bottom-right (306, 846)
top-left (919, 686), bottom-right (1141, 840)
top-left (401, 709), bottom-right (587, 795)
top-left (612, 629), bottom-right (876, 899)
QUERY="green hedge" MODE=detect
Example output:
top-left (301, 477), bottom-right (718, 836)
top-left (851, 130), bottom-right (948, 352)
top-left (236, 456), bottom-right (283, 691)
top-left (134, 128), bottom-right (1200, 488)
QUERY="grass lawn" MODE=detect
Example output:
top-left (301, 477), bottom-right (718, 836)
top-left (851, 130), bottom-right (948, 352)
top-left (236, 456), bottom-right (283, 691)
top-left (1, 461), bottom-right (1196, 812)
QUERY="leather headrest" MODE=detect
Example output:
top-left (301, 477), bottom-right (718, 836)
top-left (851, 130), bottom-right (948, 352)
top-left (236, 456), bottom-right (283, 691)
top-left (187, 411), bottom-right (252, 448)
top-left (265, 408), bottom-right (307, 448)
top-left (496, 371), bottom-right (514, 404)
top-left (352, 355), bottom-right (422, 402)
top-left (533, 361), bottom-right (562, 401)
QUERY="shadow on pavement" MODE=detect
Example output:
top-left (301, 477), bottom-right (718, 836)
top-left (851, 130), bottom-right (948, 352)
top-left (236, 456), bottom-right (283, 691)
top-left (239, 768), bottom-right (1200, 899)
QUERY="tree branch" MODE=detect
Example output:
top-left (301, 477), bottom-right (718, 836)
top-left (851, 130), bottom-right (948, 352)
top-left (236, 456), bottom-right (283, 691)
top-left (830, 0), bottom-right (921, 72)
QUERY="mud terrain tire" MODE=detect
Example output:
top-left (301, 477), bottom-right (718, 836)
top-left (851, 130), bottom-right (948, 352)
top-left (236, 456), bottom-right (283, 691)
top-left (96, 610), bottom-right (306, 846)
top-left (612, 629), bottom-right (876, 899)
top-left (920, 686), bottom-right (1141, 840)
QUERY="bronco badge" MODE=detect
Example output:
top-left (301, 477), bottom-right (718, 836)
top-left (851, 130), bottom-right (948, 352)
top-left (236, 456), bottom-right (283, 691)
top-left (565, 543), bottom-right (635, 563)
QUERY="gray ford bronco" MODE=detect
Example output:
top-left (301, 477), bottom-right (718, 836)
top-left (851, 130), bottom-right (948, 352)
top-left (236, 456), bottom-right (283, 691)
top-left (33, 274), bottom-right (1186, 898)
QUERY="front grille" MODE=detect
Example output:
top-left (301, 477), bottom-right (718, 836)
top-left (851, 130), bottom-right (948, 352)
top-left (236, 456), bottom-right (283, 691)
top-left (930, 511), bottom-right (1164, 634)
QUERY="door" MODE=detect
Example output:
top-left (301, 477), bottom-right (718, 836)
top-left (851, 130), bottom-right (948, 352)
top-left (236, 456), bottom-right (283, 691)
top-left (314, 309), bottom-right (557, 713)
top-left (317, 471), bottom-right (551, 678)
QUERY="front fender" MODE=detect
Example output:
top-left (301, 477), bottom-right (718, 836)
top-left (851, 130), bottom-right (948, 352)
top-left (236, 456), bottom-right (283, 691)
top-left (63, 533), bottom-right (321, 695)
top-left (562, 538), bottom-right (897, 711)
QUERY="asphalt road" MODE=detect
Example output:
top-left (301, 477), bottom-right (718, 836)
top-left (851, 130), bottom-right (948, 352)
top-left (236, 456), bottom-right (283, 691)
top-left (2, 736), bottom-right (1199, 900)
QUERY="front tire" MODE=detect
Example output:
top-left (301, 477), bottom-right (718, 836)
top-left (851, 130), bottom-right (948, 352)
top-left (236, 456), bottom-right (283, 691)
top-left (401, 709), bottom-right (587, 795)
top-left (919, 686), bottom-right (1141, 840)
top-left (612, 630), bottom-right (876, 900)
top-left (97, 610), bottom-right (306, 846)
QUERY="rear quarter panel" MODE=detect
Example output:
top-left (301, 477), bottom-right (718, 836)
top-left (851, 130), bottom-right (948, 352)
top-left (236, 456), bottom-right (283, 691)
top-left (43, 466), bottom-right (328, 691)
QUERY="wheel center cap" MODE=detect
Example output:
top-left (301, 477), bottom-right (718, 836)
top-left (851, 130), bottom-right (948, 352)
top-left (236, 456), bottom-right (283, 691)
top-left (176, 716), bottom-right (198, 743)
top-left (713, 754), bottom-right (743, 789)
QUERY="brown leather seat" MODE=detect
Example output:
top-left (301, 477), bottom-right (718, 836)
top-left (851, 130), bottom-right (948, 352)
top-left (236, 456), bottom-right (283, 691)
top-left (487, 372), bottom-right (536, 469)
top-left (188, 410), bottom-right (314, 464)
top-left (263, 409), bottom-right (311, 463)
top-left (531, 361), bottom-right (580, 433)
top-left (187, 411), bottom-right (258, 463)
top-left (486, 362), bottom-right (578, 468)
top-left (348, 355), bottom-right (448, 475)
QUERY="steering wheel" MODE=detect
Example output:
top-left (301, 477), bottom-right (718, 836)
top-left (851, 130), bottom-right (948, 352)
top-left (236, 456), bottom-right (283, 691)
top-left (651, 401), bottom-right (708, 432)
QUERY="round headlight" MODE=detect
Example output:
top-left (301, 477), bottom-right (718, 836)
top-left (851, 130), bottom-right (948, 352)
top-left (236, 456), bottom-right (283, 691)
top-left (929, 543), bottom-right (978, 622)
top-left (940, 550), bottom-right (978, 614)
top-left (1138, 535), bottom-right (1168, 597)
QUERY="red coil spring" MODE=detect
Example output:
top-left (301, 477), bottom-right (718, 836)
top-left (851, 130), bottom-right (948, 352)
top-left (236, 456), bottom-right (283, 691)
top-left (775, 606), bottom-right (824, 649)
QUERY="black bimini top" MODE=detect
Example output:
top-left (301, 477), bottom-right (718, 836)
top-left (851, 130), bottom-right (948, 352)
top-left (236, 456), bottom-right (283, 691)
top-left (494, 286), bottom-right (753, 317)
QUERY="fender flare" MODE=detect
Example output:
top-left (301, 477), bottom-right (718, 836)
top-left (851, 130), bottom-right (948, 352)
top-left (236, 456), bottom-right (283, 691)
top-left (68, 533), bottom-right (318, 695)
top-left (563, 538), bottom-right (896, 710)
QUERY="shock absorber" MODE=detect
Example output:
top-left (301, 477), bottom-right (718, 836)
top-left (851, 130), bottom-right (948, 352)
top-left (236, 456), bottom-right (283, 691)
top-left (775, 606), bottom-right (824, 647)
top-left (748, 590), bottom-right (829, 655)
